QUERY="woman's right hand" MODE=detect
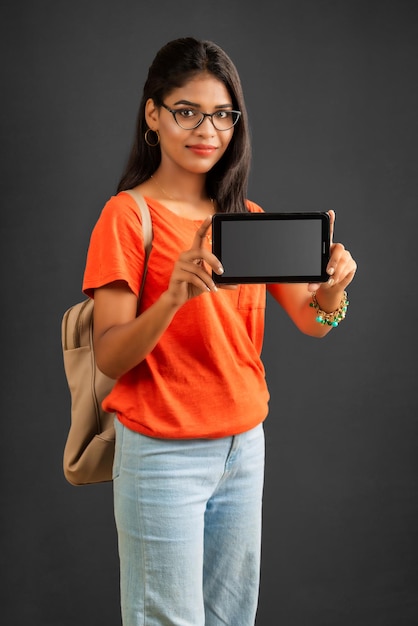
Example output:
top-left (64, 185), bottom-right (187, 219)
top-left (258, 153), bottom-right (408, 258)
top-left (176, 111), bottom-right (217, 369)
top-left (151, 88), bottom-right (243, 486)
top-left (165, 216), bottom-right (225, 307)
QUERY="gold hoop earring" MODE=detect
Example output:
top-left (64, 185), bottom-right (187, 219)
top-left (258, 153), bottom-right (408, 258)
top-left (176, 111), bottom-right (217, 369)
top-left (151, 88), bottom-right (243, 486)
top-left (144, 129), bottom-right (160, 147)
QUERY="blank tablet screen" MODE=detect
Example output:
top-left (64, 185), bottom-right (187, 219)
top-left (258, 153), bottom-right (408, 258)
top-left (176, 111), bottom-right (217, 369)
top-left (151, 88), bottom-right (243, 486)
top-left (212, 212), bottom-right (330, 283)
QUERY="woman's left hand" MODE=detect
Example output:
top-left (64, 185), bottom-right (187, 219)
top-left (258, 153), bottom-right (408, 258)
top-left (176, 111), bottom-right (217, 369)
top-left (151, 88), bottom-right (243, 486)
top-left (308, 210), bottom-right (357, 293)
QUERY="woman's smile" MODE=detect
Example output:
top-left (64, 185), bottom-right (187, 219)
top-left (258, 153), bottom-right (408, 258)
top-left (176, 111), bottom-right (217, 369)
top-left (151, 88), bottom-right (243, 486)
top-left (186, 143), bottom-right (218, 156)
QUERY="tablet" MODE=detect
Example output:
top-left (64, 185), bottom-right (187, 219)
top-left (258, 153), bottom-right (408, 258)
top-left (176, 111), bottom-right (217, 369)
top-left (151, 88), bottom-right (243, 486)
top-left (212, 211), bottom-right (330, 283)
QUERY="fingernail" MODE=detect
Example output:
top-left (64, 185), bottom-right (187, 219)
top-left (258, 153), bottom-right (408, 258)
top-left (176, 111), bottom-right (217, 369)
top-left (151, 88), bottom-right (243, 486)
top-left (328, 277), bottom-right (335, 287)
top-left (328, 267), bottom-right (335, 275)
top-left (218, 265), bottom-right (224, 274)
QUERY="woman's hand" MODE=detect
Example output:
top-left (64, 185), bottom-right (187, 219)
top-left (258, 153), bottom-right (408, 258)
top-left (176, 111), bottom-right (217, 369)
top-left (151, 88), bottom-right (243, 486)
top-left (267, 210), bottom-right (356, 337)
top-left (165, 217), bottom-right (225, 307)
top-left (308, 210), bottom-right (357, 295)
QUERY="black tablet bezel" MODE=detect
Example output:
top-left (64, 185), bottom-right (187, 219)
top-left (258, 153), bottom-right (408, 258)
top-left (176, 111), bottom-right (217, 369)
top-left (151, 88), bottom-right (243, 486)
top-left (211, 211), bottom-right (330, 284)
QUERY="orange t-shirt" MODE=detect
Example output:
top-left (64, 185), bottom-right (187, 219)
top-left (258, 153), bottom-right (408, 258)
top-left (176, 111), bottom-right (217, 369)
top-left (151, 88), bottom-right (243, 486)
top-left (82, 192), bottom-right (270, 439)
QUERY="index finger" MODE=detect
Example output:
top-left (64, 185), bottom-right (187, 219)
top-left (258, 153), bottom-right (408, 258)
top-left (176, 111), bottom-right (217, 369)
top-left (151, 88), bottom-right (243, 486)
top-left (194, 215), bottom-right (213, 248)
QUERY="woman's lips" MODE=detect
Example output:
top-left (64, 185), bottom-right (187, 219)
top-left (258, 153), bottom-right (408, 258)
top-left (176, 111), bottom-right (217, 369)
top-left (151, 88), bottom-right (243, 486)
top-left (186, 144), bottom-right (217, 156)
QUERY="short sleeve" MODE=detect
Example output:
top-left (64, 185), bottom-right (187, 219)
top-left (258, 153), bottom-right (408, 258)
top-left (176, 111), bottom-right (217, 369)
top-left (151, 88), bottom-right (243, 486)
top-left (82, 192), bottom-right (146, 298)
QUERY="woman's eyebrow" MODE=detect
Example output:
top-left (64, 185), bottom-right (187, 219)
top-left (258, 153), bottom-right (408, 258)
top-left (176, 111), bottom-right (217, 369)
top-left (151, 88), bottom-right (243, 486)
top-left (172, 99), bottom-right (233, 109)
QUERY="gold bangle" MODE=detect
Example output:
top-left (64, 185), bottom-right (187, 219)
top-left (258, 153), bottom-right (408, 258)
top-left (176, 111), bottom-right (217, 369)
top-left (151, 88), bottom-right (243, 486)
top-left (310, 291), bottom-right (349, 327)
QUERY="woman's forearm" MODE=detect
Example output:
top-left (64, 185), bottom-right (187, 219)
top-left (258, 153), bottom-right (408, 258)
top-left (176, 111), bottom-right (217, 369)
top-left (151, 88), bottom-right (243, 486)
top-left (94, 290), bottom-right (181, 379)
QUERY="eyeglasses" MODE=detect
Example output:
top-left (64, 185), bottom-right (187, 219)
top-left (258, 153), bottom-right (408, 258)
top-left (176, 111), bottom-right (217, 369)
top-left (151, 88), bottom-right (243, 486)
top-left (161, 103), bottom-right (241, 131)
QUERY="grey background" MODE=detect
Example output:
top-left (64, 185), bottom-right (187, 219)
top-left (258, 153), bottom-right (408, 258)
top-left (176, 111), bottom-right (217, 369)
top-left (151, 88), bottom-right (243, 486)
top-left (1, 1), bottom-right (417, 624)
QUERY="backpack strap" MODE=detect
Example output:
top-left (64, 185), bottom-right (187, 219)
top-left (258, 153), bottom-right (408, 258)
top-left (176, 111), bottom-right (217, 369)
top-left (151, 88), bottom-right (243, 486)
top-left (124, 189), bottom-right (153, 302)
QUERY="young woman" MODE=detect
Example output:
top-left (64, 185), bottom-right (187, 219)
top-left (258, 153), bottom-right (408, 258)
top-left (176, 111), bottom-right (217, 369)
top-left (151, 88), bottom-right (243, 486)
top-left (83, 37), bottom-right (356, 626)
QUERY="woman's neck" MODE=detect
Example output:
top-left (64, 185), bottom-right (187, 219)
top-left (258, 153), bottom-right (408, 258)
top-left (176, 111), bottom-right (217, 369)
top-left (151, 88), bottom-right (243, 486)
top-left (151, 171), bottom-right (209, 204)
top-left (143, 170), bottom-right (215, 219)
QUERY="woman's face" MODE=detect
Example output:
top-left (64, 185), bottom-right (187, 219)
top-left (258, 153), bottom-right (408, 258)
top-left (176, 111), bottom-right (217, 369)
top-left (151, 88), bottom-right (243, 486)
top-left (145, 73), bottom-right (236, 175)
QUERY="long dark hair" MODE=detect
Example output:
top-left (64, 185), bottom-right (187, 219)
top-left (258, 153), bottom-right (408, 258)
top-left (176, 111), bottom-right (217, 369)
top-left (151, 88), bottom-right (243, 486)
top-left (117, 37), bottom-right (251, 213)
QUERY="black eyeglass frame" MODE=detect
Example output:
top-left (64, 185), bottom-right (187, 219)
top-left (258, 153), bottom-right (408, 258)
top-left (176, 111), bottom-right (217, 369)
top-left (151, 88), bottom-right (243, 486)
top-left (161, 103), bottom-right (241, 131)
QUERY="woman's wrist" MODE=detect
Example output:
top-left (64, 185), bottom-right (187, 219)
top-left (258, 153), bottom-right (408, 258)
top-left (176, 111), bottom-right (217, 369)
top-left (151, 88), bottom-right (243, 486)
top-left (160, 289), bottom-right (184, 314)
top-left (313, 285), bottom-right (346, 313)
top-left (310, 288), bottom-right (349, 327)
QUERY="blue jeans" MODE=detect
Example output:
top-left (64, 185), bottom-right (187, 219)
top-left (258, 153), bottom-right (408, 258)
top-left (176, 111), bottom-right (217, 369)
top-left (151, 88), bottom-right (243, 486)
top-left (113, 418), bottom-right (265, 626)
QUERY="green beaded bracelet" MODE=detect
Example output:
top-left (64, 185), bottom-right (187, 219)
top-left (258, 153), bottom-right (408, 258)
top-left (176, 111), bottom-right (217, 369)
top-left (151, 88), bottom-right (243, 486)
top-left (309, 291), bottom-right (349, 327)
